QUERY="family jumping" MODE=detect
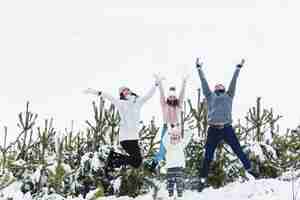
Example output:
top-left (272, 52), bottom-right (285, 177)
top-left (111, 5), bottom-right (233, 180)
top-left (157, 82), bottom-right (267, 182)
top-left (84, 58), bottom-right (259, 199)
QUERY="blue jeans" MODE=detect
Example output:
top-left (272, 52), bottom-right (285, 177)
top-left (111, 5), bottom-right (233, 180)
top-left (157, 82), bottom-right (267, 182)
top-left (200, 125), bottom-right (251, 178)
top-left (154, 124), bottom-right (168, 162)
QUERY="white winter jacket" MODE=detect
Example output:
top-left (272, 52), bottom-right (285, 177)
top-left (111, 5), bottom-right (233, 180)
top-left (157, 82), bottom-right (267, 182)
top-left (101, 85), bottom-right (157, 142)
top-left (162, 128), bottom-right (193, 169)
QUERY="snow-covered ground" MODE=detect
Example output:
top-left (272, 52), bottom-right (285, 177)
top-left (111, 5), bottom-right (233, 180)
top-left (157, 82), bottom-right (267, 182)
top-left (1, 178), bottom-right (299, 200)
top-left (104, 179), bottom-right (300, 200)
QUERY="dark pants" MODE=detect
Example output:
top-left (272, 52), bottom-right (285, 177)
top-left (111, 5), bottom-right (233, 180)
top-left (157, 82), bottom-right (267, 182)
top-left (200, 125), bottom-right (251, 178)
top-left (114, 140), bottom-right (142, 168)
top-left (167, 167), bottom-right (184, 197)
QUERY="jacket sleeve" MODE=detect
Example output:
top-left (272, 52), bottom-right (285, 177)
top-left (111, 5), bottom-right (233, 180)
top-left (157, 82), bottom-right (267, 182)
top-left (138, 84), bottom-right (157, 105)
top-left (158, 81), bottom-right (166, 106)
top-left (162, 132), bottom-right (169, 148)
top-left (101, 92), bottom-right (120, 109)
top-left (178, 79), bottom-right (187, 107)
top-left (227, 67), bottom-right (241, 98)
top-left (197, 68), bottom-right (212, 98)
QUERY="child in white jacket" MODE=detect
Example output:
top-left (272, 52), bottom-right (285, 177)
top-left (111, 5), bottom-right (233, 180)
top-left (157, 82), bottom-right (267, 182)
top-left (162, 127), bottom-right (193, 199)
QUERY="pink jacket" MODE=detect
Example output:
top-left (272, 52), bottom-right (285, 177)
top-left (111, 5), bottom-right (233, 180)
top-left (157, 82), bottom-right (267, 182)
top-left (159, 79), bottom-right (187, 125)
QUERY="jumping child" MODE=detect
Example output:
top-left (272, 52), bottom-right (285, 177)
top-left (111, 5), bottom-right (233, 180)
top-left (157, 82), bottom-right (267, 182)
top-left (163, 126), bottom-right (193, 199)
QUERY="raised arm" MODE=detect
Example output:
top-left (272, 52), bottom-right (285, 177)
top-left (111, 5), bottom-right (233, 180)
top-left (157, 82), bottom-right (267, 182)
top-left (227, 59), bottom-right (244, 98)
top-left (154, 74), bottom-right (166, 105)
top-left (196, 58), bottom-right (212, 98)
top-left (138, 82), bottom-right (158, 105)
top-left (101, 92), bottom-right (120, 107)
top-left (178, 76), bottom-right (188, 107)
top-left (83, 88), bottom-right (120, 108)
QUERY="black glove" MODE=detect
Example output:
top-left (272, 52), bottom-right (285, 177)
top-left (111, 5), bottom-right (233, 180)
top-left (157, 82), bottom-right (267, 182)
top-left (237, 59), bottom-right (245, 68)
top-left (196, 58), bottom-right (203, 69)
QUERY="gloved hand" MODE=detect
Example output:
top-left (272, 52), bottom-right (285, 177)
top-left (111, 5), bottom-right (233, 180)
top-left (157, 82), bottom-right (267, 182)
top-left (182, 74), bottom-right (190, 83)
top-left (237, 59), bottom-right (245, 68)
top-left (196, 57), bottom-right (203, 69)
top-left (153, 73), bottom-right (165, 85)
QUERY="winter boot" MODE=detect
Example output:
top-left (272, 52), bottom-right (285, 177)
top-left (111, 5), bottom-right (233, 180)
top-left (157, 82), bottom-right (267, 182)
top-left (177, 195), bottom-right (184, 200)
top-left (144, 159), bottom-right (159, 175)
top-left (246, 166), bottom-right (259, 179)
top-left (104, 150), bottom-right (121, 179)
top-left (168, 192), bottom-right (174, 199)
top-left (177, 192), bottom-right (183, 199)
top-left (198, 178), bottom-right (208, 192)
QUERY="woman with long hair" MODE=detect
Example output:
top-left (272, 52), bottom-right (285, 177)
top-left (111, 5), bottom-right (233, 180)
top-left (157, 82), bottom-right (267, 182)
top-left (84, 76), bottom-right (161, 172)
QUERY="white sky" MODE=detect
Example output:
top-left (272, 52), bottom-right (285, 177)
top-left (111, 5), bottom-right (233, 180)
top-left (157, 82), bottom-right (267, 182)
top-left (1, 0), bottom-right (300, 143)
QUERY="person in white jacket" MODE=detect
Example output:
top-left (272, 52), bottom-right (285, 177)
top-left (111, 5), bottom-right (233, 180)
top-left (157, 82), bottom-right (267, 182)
top-left (84, 77), bottom-right (161, 171)
top-left (162, 127), bottom-right (193, 199)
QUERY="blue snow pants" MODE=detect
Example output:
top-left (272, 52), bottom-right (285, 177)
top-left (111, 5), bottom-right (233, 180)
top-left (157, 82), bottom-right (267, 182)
top-left (154, 124), bottom-right (168, 162)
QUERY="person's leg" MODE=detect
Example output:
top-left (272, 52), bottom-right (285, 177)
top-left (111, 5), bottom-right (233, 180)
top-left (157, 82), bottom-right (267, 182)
top-left (200, 127), bottom-right (223, 178)
top-left (174, 167), bottom-right (184, 198)
top-left (223, 126), bottom-right (251, 170)
top-left (106, 149), bottom-right (127, 169)
top-left (144, 124), bottom-right (168, 173)
top-left (166, 168), bottom-right (176, 197)
top-left (120, 140), bottom-right (143, 168)
top-left (104, 149), bottom-right (131, 181)
top-left (154, 124), bottom-right (168, 162)
top-left (198, 127), bottom-right (223, 192)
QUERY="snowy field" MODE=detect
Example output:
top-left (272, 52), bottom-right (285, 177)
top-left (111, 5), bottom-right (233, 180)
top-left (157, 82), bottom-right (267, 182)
top-left (1, 178), bottom-right (299, 200)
